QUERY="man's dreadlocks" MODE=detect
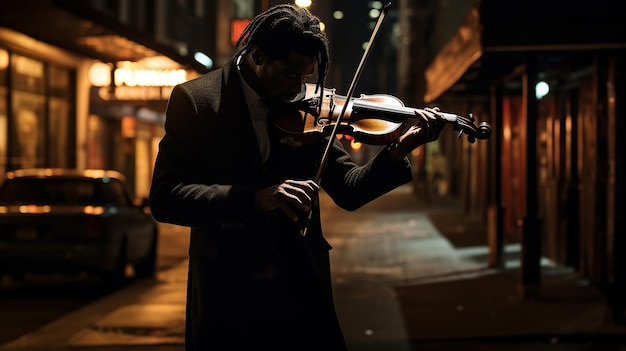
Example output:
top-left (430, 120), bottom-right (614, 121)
top-left (236, 4), bottom-right (329, 89)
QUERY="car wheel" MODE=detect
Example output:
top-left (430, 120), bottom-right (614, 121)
top-left (135, 230), bottom-right (158, 279)
top-left (102, 239), bottom-right (128, 289)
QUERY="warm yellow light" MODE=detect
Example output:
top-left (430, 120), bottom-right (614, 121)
top-left (88, 61), bottom-right (112, 87)
top-left (503, 125), bottom-right (512, 143)
top-left (350, 140), bottom-right (362, 151)
top-left (17, 205), bottom-right (50, 214)
top-left (0, 49), bottom-right (8, 70)
top-left (84, 206), bottom-right (104, 215)
top-left (114, 62), bottom-right (187, 87)
top-left (140, 55), bottom-right (182, 69)
top-left (295, 0), bottom-right (312, 7)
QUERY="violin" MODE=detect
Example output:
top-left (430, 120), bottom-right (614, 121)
top-left (296, 2), bottom-right (489, 237)
top-left (271, 83), bottom-right (492, 146)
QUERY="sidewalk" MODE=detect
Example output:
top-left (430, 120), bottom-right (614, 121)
top-left (2, 185), bottom-right (625, 351)
top-left (326, 186), bottom-right (626, 350)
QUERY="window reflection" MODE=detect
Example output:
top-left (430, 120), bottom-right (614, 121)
top-left (0, 49), bottom-right (7, 181)
top-left (7, 53), bottom-right (75, 170)
top-left (11, 54), bottom-right (45, 169)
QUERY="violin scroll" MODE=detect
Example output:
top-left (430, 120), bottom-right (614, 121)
top-left (436, 112), bottom-right (492, 144)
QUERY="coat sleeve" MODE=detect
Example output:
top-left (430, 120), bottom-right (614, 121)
top-left (320, 137), bottom-right (413, 211)
top-left (149, 83), bottom-right (257, 228)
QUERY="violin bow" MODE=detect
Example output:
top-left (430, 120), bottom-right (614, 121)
top-left (301, 2), bottom-right (392, 236)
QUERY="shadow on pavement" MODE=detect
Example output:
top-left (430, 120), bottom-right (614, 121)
top-left (396, 194), bottom-right (626, 350)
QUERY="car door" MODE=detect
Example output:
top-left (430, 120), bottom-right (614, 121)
top-left (103, 178), bottom-right (155, 261)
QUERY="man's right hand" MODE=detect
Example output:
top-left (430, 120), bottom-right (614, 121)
top-left (255, 179), bottom-right (320, 222)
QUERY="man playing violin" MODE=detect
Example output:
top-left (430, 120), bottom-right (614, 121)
top-left (149, 4), bottom-right (444, 351)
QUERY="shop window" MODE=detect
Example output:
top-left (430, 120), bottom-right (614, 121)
top-left (11, 53), bottom-right (45, 169)
top-left (6, 53), bottom-right (76, 170)
top-left (86, 114), bottom-right (116, 170)
top-left (47, 64), bottom-right (75, 168)
top-left (0, 49), bottom-right (7, 181)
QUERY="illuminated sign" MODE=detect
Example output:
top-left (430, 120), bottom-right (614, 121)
top-left (114, 67), bottom-right (186, 87)
top-left (97, 86), bottom-right (174, 102)
top-left (89, 61), bottom-right (187, 101)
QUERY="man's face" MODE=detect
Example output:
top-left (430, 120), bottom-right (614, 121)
top-left (254, 49), bottom-right (317, 105)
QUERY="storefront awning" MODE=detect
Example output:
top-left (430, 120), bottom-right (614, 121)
top-left (424, 4), bottom-right (482, 103)
top-left (424, 0), bottom-right (626, 102)
top-left (0, 0), bottom-right (209, 73)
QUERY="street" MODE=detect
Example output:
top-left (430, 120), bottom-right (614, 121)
top-left (1, 186), bottom-right (625, 351)
top-left (0, 222), bottom-right (190, 345)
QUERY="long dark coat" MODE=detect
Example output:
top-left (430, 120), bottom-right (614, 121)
top-left (149, 58), bottom-right (413, 350)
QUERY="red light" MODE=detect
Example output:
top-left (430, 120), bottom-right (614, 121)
top-left (231, 19), bottom-right (250, 46)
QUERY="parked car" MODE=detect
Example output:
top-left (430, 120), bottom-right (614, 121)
top-left (0, 168), bottom-right (158, 286)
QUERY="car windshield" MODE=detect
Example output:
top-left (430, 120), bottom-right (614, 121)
top-left (0, 178), bottom-right (107, 205)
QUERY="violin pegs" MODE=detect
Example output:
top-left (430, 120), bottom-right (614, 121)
top-left (468, 113), bottom-right (475, 122)
top-left (458, 130), bottom-right (464, 140)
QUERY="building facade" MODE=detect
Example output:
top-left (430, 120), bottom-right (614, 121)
top-left (423, 0), bottom-right (626, 320)
top-left (0, 0), bottom-right (231, 199)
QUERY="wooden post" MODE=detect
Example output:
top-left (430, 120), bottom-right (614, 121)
top-left (488, 84), bottom-right (505, 268)
top-left (520, 59), bottom-right (542, 299)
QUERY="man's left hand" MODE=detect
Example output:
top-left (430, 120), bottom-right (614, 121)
top-left (389, 107), bottom-right (446, 160)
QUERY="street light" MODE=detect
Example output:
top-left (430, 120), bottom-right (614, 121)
top-left (535, 81), bottom-right (549, 100)
top-left (295, 0), bottom-right (312, 7)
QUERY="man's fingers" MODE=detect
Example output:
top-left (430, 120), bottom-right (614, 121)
top-left (278, 202), bottom-right (299, 222)
top-left (278, 188), bottom-right (310, 212)
top-left (254, 180), bottom-right (319, 222)
top-left (277, 180), bottom-right (319, 212)
top-left (416, 107), bottom-right (447, 142)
